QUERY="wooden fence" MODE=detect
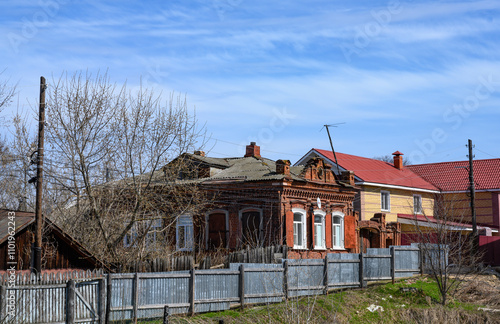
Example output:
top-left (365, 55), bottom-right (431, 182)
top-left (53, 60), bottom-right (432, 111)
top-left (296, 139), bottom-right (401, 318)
top-left (0, 245), bottom-right (430, 323)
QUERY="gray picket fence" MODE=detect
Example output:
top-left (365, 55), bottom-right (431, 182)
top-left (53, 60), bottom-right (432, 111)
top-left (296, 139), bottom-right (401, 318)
top-left (0, 245), bottom-right (432, 323)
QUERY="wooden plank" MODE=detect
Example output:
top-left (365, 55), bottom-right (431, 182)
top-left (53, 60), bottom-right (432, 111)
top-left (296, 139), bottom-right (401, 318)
top-left (323, 256), bottom-right (328, 295)
top-left (243, 268), bottom-right (284, 273)
top-left (327, 259), bottom-right (360, 264)
top-left (327, 282), bottom-right (361, 287)
top-left (395, 269), bottom-right (420, 273)
top-left (189, 269), bottom-right (195, 316)
top-left (359, 253), bottom-right (365, 288)
top-left (288, 285), bottom-right (324, 291)
top-left (66, 280), bottom-right (76, 324)
top-left (239, 264), bottom-right (245, 310)
top-left (244, 292), bottom-right (285, 299)
top-left (283, 260), bottom-right (289, 300)
top-left (391, 247), bottom-right (396, 284)
top-left (195, 297), bottom-right (241, 303)
top-left (0, 285), bottom-right (6, 321)
top-left (363, 255), bottom-right (391, 259)
top-left (105, 274), bottom-right (112, 324)
top-left (133, 273), bottom-right (139, 324)
top-left (365, 276), bottom-right (392, 281)
top-left (98, 278), bottom-right (106, 324)
top-left (195, 270), bottom-right (238, 275)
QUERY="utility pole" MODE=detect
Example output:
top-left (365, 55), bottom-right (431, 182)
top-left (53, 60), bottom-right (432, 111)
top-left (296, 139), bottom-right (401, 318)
top-left (33, 76), bottom-right (46, 274)
top-left (467, 139), bottom-right (478, 253)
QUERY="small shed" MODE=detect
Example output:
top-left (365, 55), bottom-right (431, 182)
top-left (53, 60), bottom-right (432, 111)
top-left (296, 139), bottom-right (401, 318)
top-left (0, 209), bottom-right (105, 271)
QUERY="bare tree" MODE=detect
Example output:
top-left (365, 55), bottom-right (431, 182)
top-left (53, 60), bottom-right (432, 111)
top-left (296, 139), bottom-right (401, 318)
top-left (0, 113), bottom-right (37, 210)
top-left (45, 71), bottom-right (209, 267)
top-left (0, 69), bottom-right (16, 121)
top-left (410, 194), bottom-right (484, 305)
top-left (373, 154), bottom-right (412, 166)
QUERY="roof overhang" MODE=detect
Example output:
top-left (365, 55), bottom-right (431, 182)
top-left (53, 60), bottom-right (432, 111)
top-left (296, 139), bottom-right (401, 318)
top-left (398, 216), bottom-right (499, 233)
top-left (359, 182), bottom-right (440, 194)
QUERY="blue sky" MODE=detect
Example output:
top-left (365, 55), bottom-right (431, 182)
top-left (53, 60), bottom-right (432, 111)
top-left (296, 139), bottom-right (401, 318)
top-left (1, 0), bottom-right (500, 164)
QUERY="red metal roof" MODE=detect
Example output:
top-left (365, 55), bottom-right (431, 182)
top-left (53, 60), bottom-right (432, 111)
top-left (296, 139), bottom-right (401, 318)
top-left (312, 149), bottom-right (438, 191)
top-left (408, 158), bottom-right (500, 191)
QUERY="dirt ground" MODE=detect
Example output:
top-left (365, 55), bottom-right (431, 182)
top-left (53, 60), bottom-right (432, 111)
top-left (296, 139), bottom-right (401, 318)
top-left (456, 270), bottom-right (500, 310)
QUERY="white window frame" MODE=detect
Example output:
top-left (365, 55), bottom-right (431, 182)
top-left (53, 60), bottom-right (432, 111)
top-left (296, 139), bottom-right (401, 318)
top-left (313, 210), bottom-right (326, 250)
top-left (205, 209), bottom-right (229, 249)
top-left (381, 190), bottom-right (391, 212)
top-left (332, 211), bottom-right (345, 250)
top-left (176, 215), bottom-right (194, 251)
top-left (292, 208), bottom-right (307, 249)
top-left (239, 207), bottom-right (263, 246)
top-left (413, 194), bottom-right (423, 214)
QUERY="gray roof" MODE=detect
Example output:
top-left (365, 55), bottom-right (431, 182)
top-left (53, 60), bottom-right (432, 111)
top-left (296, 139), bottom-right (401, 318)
top-left (194, 155), bottom-right (305, 182)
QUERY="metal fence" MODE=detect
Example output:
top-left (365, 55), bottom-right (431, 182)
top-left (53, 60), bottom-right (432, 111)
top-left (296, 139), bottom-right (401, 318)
top-left (0, 245), bottom-right (429, 323)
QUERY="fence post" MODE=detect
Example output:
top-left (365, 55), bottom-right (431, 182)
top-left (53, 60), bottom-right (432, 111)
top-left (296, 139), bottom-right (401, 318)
top-left (0, 285), bottom-right (6, 321)
top-left (419, 244), bottom-right (424, 276)
top-left (323, 255), bottom-right (329, 295)
top-left (391, 246), bottom-right (396, 284)
top-left (163, 305), bottom-right (169, 324)
top-left (105, 273), bottom-right (112, 324)
top-left (239, 264), bottom-right (245, 310)
top-left (133, 273), bottom-right (139, 324)
top-left (66, 279), bottom-right (76, 324)
top-left (189, 269), bottom-right (195, 316)
top-left (359, 253), bottom-right (365, 288)
top-left (98, 278), bottom-right (106, 324)
top-left (283, 260), bottom-right (289, 300)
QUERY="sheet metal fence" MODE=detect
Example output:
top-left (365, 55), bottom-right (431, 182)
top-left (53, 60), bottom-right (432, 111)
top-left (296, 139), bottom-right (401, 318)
top-left (0, 245), bottom-right (433, 323)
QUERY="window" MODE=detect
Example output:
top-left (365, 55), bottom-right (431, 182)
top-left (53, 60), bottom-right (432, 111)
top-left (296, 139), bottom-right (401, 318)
top-left (314, 211), bottom-right (326, 249)
top-left (414, 195), bottom-right (423, 214)
top-left (240, 209), bottom-right (262, 247)
top-left (332, 212), bottom-right (345, 249)
top-left (292, 208), bottom-right (306, 249)
top-left (381, 191), bottom-right (390, 211)
top-left (206, 210), bottom-right (228, 249)
top-left (176, 215), bottom-right (194, 251)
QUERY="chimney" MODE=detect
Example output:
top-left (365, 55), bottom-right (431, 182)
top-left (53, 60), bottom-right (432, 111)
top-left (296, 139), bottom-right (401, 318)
top-left (340, 170), bottom-right (355, 186)
top-left (244, 142), bottom-right (261, 158)
top-left (392, 151), bottom-right (404, 170)
top-left (194, 150), bottom-right (205, 157)
top-left (276, 159), bottom-right (291, 176)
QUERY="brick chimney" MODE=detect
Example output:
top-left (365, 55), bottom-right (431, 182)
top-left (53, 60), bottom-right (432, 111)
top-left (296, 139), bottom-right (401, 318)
top-left (244, 142), bottom-right (261, 158)
top-left (276, 159), bottom-right (291, 176)
top-left (392, 151), bottom-right (404, 170)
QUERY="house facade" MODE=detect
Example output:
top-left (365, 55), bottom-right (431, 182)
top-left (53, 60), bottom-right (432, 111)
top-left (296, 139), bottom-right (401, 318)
top-left (164, 142), bottom-right (360, 259)
top-left (296, 149), bottom-right (439, 251)
top-left (408, 159), bottom-right (500, 265)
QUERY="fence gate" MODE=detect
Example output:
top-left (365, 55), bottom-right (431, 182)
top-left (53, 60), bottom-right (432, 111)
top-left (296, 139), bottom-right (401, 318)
top-left (70, 279), bottom-right (105, 324)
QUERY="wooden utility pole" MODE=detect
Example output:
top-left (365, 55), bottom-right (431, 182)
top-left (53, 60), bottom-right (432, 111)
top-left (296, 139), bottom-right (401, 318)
top-left (467, 139), bottom-right (478, 253)
top-left (33, 76), bottom-right (46, 274)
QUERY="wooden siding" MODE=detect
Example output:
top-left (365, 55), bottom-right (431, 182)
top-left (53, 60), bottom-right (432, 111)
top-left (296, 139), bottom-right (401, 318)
top-left (440, 192), bottom-right (495, 226)
top-left (358, 185), bottom-right (434, 222)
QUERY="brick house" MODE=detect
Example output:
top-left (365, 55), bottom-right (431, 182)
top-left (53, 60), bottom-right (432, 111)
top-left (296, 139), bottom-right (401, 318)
top-left (164, 142), bottom-right (360, 259)
top-left (296, 149), bottom-right (440, 252)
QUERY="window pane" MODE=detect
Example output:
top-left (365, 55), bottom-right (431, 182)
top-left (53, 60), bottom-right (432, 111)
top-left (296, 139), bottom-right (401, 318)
top-left (315, 223), bottom-right (323, 247)
top-left (314, 215), bottom-right (322, 224)
top-left (294, 213), bottom-right (302, 222)
top-left (178, 226), bottom-right (185, 249)
top-left (333, 216), bottom-right (340, 224)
